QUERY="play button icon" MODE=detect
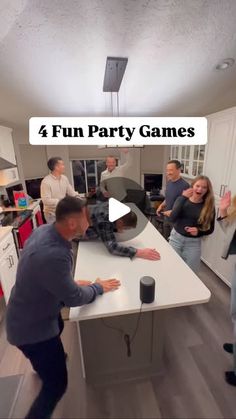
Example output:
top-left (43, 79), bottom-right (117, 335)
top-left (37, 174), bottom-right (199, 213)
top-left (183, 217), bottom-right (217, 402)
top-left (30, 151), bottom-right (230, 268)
top-left (108, 198), bottom-right (131, 222)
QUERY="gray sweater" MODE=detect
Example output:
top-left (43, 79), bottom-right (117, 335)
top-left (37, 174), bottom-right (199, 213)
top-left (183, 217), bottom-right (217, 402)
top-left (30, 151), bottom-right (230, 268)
top-left (6, 224), bottom-right (103, 346)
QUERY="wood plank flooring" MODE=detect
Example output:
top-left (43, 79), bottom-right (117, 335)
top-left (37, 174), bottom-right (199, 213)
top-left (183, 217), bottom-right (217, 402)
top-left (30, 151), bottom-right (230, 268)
top-left (1, 262), bottom-right (236, 418)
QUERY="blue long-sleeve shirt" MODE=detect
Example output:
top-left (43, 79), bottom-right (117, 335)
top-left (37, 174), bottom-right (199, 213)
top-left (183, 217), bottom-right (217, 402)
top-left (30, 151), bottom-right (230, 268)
top-left (6, 224), bottom-right (103, 346)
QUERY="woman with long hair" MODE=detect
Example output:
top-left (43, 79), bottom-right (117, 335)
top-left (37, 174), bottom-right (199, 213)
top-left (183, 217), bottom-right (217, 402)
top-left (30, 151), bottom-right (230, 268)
top-left (169, 175), bottom-right (215, 274)
top-left (218, 191), bottom-right (236, 386)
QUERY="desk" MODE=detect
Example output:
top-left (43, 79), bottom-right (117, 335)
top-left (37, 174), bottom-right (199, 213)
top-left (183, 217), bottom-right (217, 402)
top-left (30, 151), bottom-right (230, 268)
top-left (69, 206), bottom-right (210, 384)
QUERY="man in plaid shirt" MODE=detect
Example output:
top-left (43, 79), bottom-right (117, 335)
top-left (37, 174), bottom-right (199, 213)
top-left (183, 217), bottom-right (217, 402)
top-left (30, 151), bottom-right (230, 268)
top-left (88, 203), bottom-right (160, 261)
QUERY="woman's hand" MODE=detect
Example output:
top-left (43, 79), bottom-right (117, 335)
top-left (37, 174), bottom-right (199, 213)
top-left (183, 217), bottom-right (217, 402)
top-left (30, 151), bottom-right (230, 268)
top-left (182, 188), bottom-right (193, 198)
top-left (219, 191), bottom-right (231, 217)
top-left (185, 227), bottom-right (198, 236)
top-left (162, 210), bottom-right (172, 217)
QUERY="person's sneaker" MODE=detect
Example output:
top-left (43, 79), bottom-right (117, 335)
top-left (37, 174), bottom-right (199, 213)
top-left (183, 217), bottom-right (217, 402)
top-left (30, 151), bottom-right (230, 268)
top-left (225, 371), bottom-right (236, 386)
top-left (223, 343), bottom-right (234, 354)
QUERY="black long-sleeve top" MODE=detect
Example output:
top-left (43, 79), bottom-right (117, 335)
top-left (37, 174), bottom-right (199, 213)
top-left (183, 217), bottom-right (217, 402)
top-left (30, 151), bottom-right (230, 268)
top-left (170, 196), bottom-right (215, 238)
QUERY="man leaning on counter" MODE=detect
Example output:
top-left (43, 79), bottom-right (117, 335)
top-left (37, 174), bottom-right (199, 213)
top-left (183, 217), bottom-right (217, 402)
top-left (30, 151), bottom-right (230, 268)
top-left (6, 196), bottom-right (120, 419)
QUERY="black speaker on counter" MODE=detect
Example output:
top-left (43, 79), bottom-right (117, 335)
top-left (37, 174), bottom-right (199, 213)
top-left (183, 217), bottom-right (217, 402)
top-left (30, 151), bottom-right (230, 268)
top-left (140, 276), bottom-right (155, 303)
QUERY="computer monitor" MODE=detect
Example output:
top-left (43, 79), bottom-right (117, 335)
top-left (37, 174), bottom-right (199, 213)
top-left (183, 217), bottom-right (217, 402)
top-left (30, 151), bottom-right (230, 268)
top-left (143, 173), bottom-right (163, 192)
top-left (25, 178), bottom-right (43, 199)
top-left (6, 183), bottom-right (24, 206)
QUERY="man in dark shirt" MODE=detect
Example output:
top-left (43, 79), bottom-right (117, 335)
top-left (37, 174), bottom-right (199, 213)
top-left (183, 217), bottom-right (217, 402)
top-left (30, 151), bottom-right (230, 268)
top-left (156, 160), bottom-right (189, 240)
top-left (6, 196), bottom-right (120, 419)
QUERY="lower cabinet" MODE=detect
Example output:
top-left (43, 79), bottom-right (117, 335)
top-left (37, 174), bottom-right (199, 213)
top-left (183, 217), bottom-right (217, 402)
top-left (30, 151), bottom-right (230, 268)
top-left (0, 234), bottom-right (18, 303)
top-left (201, 220), bottom-right (235, 287)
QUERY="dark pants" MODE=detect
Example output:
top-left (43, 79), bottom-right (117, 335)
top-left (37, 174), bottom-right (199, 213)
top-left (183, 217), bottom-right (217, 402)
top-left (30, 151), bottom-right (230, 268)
top-left (18, 315), bottom-right (67, 419)
top-left (163, 217), bottom-right (173, 241)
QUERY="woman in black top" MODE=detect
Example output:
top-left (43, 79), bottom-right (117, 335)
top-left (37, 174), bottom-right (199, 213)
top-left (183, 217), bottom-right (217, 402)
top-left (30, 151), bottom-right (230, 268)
top-left (218, 191), bottom-right (236, 386)
top-left (169, 175), bottom-right (215, 274)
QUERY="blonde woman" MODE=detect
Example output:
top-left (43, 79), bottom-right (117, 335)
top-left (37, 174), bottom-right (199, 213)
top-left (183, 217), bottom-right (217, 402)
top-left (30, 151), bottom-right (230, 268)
top-left (218, 191), bottom-right (236, 386)
top-left (169, 175), bottom-right (215, 274)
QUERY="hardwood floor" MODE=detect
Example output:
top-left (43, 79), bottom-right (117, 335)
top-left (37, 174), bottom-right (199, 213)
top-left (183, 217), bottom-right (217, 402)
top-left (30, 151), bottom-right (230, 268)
top-left (1, 262), bottom-right (236, 419)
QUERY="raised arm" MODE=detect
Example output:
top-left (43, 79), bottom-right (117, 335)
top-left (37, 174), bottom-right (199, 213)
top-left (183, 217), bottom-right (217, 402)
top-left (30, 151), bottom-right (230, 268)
top-left (119, 149), bottom-right (132, 170)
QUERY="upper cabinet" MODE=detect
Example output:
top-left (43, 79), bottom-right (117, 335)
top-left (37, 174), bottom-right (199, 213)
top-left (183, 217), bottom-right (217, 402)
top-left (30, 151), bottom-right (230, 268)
top-left (0, 126), bottom-right (19, 186)
top-left (170, 145), bottom-right (206, 178)
top-left (0, 126), bottom-right (16, 165)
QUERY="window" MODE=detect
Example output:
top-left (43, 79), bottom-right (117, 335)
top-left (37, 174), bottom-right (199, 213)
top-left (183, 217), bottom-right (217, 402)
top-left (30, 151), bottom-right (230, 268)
top-left (192, 145), bottom-right (205, 177)
top-left (71, 159), bottom-right (118, 194)
top-left (170, 145), bottom-right (206, 178)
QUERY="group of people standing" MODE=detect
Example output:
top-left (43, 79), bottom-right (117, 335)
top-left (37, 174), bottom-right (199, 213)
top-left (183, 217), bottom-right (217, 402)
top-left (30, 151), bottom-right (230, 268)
top-left (4, 152), bottom-right (236, 419)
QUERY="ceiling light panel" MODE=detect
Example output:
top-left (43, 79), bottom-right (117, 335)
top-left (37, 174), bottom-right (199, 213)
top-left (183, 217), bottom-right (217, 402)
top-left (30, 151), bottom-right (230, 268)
top-left (103, 57), bottom-right (128, 92)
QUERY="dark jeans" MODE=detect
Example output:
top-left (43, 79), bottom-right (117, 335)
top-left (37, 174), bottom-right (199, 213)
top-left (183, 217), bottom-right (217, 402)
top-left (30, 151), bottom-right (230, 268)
top-left (163, 217), bottom-right (173, 241)
top-left (18, 315), bottom-right (67, 419)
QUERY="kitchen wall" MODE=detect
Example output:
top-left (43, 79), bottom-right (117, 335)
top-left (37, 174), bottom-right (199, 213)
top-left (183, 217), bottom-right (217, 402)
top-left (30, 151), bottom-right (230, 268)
top-left (12, 127), bottom-right (168, 188)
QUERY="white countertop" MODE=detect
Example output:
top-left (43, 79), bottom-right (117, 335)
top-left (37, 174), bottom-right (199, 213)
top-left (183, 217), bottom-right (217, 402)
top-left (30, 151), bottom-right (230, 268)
top-left (1, 199), bottom-right (40, 212)
top-left (0, 226), bottom-right (13, 242)
top-left (70, 205), bottom-right (211, 322)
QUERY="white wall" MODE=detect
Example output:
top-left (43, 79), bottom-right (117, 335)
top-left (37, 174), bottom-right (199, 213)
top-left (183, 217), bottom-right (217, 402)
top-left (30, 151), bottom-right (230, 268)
top-left (11, 127), bottom-right (168, 189)
top-left (141, 146), bottom-right (165, 173)
top-left (140, 145), bottom-right (170, 189)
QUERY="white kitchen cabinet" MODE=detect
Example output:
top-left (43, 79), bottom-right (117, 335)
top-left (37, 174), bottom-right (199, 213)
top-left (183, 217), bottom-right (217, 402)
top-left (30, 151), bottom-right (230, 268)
top-left (0, 167), bottom-right (19, 186)
top-left (0, 126), bottom-right (16, 165)
top-left (0, 232), bottom-right (18, 303)
top-left (170, 145), bottom-right (206, 178)
top-left (201, 107), bottom-right (236, 286)
top-left (202, 211), bottom-right (235, 286)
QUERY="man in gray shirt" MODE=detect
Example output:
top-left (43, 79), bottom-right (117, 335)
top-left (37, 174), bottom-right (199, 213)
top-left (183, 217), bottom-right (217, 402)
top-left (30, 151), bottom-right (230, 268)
top-left (156, 160), bottom-right (189, 240)
top-left (6, 196), bottom-right (120, 419)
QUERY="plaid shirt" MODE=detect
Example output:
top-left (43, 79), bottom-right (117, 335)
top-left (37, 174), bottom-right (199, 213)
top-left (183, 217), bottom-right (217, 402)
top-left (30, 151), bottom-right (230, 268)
top-left (90, 203), bottom-right (137, 259)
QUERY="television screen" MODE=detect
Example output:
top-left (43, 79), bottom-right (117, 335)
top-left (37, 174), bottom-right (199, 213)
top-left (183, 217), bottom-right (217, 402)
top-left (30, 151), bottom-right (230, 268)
top-left (144, 174), bottom-right (163, 192)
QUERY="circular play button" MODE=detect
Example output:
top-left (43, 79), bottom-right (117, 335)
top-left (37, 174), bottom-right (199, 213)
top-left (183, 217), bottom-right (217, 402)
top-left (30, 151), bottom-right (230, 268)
top-left (108, 198), bottom-right (131, 222)
top-left (99, 176), bottom-right (151, 241)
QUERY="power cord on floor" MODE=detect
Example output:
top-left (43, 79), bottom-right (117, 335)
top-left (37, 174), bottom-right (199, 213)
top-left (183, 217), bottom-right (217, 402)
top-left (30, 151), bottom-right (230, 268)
top-left (101, 303), bottom-right (143, 357)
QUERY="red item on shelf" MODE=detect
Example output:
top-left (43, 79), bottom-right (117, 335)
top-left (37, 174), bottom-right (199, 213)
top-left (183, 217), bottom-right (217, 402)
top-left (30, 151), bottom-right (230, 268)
top-left (13, 191), bottom-right (27, 208)
top-left (18, 219), bottom-right (33, 248)
top-left (0, 284), bottom-right (3, 297)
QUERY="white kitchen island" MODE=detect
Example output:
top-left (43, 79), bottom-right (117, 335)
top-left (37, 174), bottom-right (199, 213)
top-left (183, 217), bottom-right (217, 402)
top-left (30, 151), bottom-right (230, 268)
top-left (69, 206), bottom-right (211, 384)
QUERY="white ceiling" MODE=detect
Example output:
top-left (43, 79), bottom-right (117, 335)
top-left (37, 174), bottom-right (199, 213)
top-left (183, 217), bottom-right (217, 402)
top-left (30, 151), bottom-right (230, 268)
top-left (1, 0), bottom-right (236, 128)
